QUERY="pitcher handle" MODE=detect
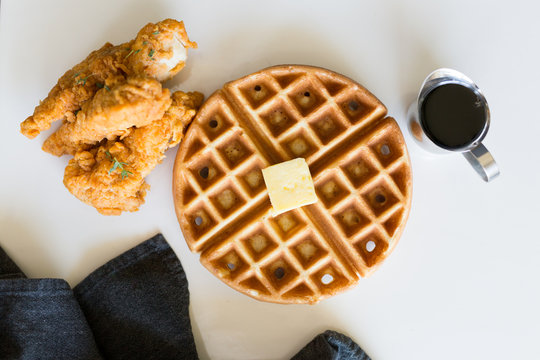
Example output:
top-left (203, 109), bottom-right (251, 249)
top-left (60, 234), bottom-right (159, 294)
top-left (463, 143), bottom-right (500, 182)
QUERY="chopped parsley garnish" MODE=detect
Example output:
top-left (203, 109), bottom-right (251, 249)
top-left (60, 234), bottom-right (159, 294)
top-left (106, 151), bottom-right (133, 179)
top-left (121, 169), bottom-right (132, 180)
top-left (96, 83), bottom-right (111, 91)
top-left (76, 74), bottom-right (93, 85)
top-left (148, 49), bottom-right (155, 58)
top-left (125, 48), bottom-right (141, 59)
top-left (152, 31), bottom-right (160, 35)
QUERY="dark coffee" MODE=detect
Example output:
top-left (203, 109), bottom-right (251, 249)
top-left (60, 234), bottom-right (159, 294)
top-left (421, 83), bottom-right (486, 149)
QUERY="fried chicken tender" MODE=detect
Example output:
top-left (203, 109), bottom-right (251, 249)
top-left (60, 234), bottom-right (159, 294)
top-left (21, 19), bottom-right (196, 139)
top-left (20, 44), bottom-right (128, 139)
top-left (63, 91), bottom-right (204, 215)
top-left (64, 145), bottom-right (148, 215)
top-left (42, 77), bottom-right (171, 156)
top-left (126, 19), bottom-right (197, 82)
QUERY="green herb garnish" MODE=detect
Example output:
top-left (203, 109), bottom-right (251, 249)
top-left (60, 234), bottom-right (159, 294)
top-left (148, 49), bottom-right (155, 58)
top-left (152, 31), bottom-right (159, 35)
top-left (143, 41), bottom-right (148, 45)
top-left (96, 83), bottom-right (111, 91)
top-left (105, 150), bottom-right (133, 179)
top-left (76, 74), bottom-right (93, 86)
top-left (121, 169), bottom-right (132, 179)
top-left (125, 48), bottom-right (141, 59)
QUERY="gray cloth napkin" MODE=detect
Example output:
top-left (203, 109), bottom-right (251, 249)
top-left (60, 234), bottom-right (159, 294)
top-left (0, 234), bottom-right (370, 360)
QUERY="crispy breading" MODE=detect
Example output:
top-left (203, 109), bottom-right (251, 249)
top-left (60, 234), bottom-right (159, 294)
top-left (63, 91), bottom-right (203, 215)
top-left (21, 19), bottom-right (195, 139)
top-left (42, 77), bottom-right (171, 156)
top-left (125, 19), bottom-right (197, 82)
top-left (20, 43), bottom-right (129, 139)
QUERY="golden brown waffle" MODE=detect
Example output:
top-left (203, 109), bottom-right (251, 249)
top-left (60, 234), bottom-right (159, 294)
top-left (173, 65), bottom-right (412, 304)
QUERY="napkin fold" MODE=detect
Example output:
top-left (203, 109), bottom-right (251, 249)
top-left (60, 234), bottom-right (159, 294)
top-left (292, 330), bottom-right (371, 360)
top-left (73, 234), bottom-right (197, 360)
top-left (0, 235), bottom-right (370, 360)
top-left (0, 277), bottom-right (102, 359)
top-left (0, 246), bottom-right (25, 279)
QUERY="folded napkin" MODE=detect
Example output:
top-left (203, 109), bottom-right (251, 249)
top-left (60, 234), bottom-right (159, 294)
top-left (292, 330), bottom-right (371, 360)
top-left (0, 235), bottom-right (371, 360)
top-left (0, 246), bottom-right (25, 279)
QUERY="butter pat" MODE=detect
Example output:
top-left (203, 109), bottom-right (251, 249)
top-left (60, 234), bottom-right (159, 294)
top-left (262, 158), bottom-right (318, 215)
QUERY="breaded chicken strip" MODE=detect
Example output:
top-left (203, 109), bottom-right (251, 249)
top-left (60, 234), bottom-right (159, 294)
top-left (125, 19), bottom-right (197, 82)
top-left (64, 145), bottom-right (149, 215)
top-left (21, 19), bottom-right (196, 139)
top-left (42, 77), bottom-right (171, 156)
top-left (63, 91), bottom-right (203, 215)
top-left (20, 43), bottom-right (128, 139)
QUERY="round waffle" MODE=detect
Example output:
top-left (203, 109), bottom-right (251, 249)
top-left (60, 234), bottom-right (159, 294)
top-left (173, 65), bottom-right (412, 304)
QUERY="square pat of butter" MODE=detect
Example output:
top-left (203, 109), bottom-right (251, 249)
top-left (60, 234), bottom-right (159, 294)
top-left (262, 158), bottom-right (318, 215)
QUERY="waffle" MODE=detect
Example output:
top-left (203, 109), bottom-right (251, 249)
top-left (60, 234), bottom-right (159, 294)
top-left (173, 65), bottom-right (412, 304)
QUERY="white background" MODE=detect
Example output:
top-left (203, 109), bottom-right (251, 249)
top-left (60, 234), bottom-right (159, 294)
top-left (1, 1), bottom-right (539, 359)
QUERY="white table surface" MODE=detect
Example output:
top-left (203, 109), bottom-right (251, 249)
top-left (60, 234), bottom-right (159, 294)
top-left (1, 0), bottom-right (539, 359)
